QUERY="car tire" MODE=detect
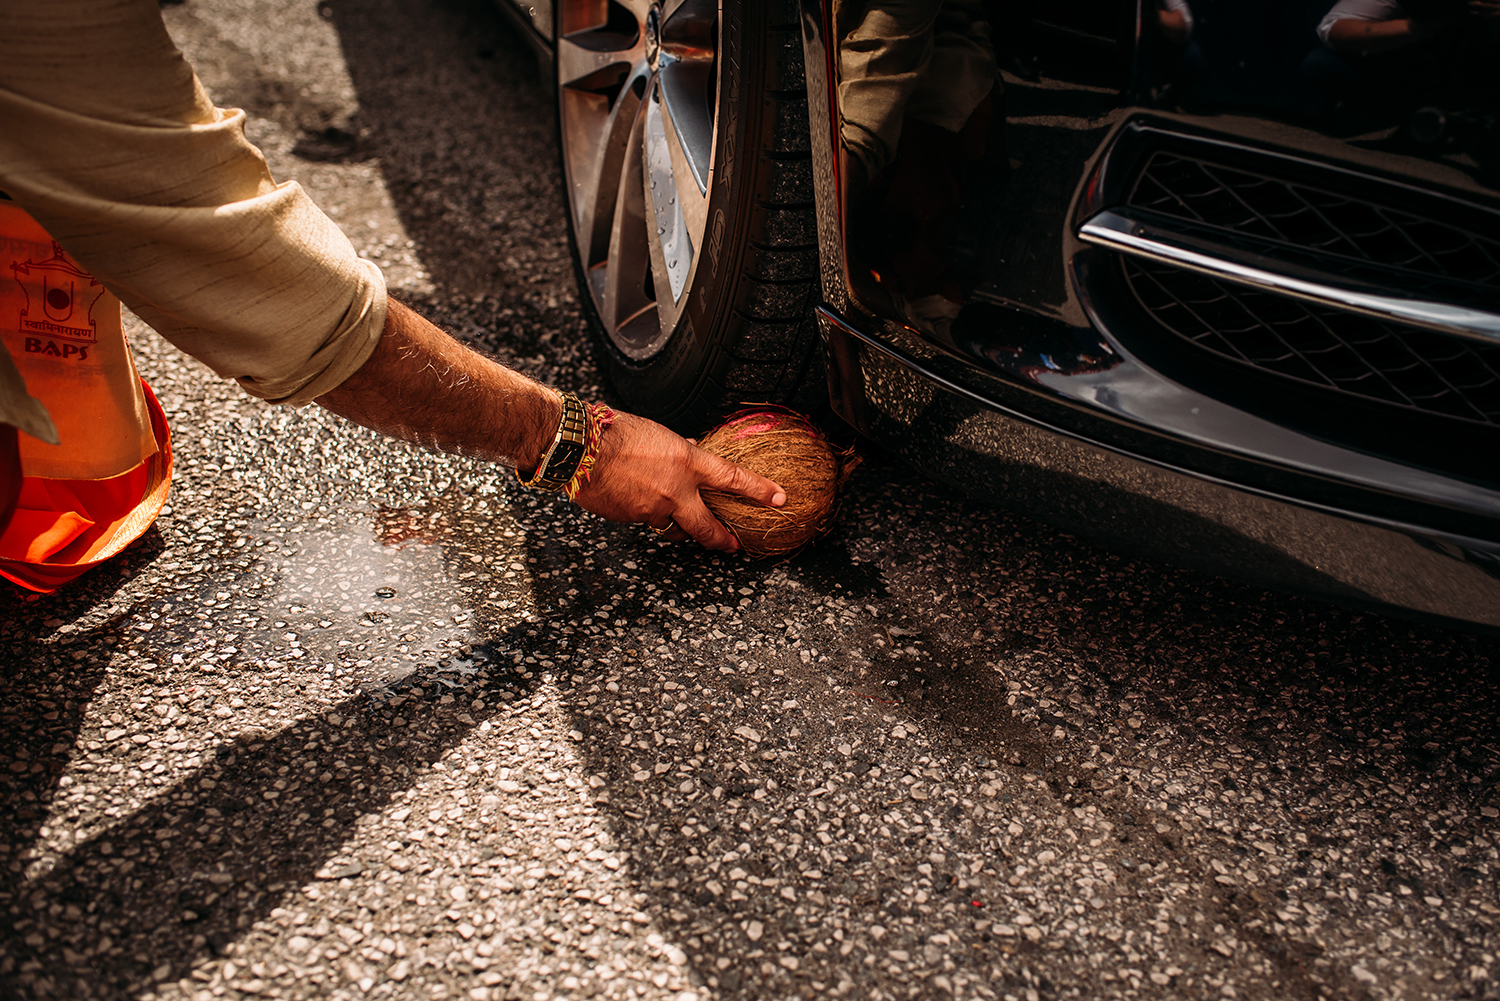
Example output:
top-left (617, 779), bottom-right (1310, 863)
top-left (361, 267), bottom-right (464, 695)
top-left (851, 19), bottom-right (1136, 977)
top-left (555, 0), bottom-right (822, 434)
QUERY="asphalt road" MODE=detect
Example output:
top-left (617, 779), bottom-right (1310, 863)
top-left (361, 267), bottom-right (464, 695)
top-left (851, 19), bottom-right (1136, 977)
top-left (3, 2), bottom-right (1499, 1001)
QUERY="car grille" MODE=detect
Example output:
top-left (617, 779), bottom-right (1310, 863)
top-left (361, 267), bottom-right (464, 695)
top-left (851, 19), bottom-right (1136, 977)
top-left (1128, 152), bottom-right (1500, 288)
top-left (1122, 257), bottom-right (1500, 428)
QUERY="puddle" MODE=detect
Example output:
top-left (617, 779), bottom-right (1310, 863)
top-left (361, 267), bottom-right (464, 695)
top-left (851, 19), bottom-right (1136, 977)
top-left (131, 499), bottom-right (541, 693)
top-left (258, 508), bottom-right (493, 685)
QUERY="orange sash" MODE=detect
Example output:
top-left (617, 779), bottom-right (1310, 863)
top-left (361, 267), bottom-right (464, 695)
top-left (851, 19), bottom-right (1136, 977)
top-left (0, 201), bottom-right (172, 593)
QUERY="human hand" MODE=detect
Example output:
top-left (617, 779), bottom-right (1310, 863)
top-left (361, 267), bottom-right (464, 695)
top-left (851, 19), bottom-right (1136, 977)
top-left (571, 411), bottom-right (786, 552)
top-left (1469, 0), bottom-right (1500, 19)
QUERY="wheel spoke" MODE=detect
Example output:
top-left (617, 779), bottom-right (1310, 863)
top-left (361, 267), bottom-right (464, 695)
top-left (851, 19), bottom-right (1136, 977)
top-left (559, 0), bottom-right (722, 362)
top-left (598, 100), bottom-right (657, 345)
top-left (643, 80), bottom-right (694, 315)
top-left (560, 52), bottom-right (650, 267)
top-left (659, 65), bottom-right (714, 191)
top-left (556, 33), bottom-right (635, 89)
top-left (657, 61), bottom-right (715, 209)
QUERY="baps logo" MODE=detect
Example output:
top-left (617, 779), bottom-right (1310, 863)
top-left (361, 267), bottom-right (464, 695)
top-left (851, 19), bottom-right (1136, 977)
top-left (9, 242), bottom-right (101, 362)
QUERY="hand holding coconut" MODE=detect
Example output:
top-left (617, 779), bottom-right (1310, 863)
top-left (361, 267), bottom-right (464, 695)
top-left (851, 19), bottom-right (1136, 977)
top-left (513, 387), bottom-right (852, 555)
top-left (570, 411), bottom-right (787, 552)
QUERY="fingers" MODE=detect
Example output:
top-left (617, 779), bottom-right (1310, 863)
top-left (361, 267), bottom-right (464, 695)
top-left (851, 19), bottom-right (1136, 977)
top-left (670, 447), bottom-right (781, 551)
top-left (671, 495), bottom-right (742, 552)
top-left (693, 449), bottom-right (786, 509)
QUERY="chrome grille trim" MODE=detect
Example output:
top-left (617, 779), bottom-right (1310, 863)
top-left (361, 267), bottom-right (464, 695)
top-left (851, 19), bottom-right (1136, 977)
top-left (1079, 208), bottom-right (1500, 346)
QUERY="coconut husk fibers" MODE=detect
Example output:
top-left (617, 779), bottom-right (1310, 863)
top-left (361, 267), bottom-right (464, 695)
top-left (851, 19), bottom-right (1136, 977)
top-left (697, 408), bottom-right (860, 558)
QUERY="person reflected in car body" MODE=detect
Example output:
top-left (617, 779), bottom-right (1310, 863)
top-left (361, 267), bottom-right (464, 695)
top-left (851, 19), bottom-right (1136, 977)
top-left (1301, 0), bottom-right (1500, 174)
top-left (834, 0), bottom-right (1005, 339)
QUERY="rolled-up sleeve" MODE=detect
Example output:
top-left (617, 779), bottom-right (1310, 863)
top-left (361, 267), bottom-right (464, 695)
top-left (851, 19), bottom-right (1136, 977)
top-left (0, 0), bottom-right (386, 405)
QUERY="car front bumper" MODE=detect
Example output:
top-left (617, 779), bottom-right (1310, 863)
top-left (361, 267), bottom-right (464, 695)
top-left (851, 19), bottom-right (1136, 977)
top-left (820, 304), bottom-right (1500, 632)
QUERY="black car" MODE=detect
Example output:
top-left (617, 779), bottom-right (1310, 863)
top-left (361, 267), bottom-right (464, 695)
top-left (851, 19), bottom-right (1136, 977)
top-left (496, 0), bottom-right (1500, 631)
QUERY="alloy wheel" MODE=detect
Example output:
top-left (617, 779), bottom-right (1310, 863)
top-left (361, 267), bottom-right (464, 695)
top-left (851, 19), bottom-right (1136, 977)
top-left (557, 0), bottom-right (719, 360)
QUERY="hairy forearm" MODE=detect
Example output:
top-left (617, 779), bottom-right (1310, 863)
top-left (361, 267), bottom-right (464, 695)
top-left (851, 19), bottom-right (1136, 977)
top-left (315, 296), bottom-right (559, 470)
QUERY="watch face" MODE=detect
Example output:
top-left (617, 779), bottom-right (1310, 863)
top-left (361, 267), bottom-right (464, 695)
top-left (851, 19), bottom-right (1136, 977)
top-left (553, 439), bottom-right (585, 464)
top-left (544, 439), bottom-right (587, 482)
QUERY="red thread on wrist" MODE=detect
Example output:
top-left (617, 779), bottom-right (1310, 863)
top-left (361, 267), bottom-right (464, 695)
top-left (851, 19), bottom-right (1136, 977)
top-left (564, 402), bottom-right (616, 501)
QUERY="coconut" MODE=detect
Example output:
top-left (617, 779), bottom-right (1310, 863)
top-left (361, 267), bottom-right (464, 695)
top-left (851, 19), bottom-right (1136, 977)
top-left (697, 407), bottom-right (860, 558)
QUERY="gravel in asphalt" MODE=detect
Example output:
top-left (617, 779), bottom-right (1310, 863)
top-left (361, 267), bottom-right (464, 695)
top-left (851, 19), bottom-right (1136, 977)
top-left (1, 3), bottom-right (1497, 1001)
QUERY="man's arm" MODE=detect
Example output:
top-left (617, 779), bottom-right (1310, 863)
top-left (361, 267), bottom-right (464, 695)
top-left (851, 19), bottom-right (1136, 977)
top-left (1325, 15), bottom-right (1442, 53)
top-left (315, 298), bottom-right (785, 552)
top-left (2, 1), bottom-right (784, 551)
top-left (313, 297), bottom-right (560, 469)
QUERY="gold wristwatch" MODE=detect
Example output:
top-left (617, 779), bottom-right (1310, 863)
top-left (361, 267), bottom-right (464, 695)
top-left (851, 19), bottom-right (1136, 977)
top-left (516, 390), bottom-right (589, 491)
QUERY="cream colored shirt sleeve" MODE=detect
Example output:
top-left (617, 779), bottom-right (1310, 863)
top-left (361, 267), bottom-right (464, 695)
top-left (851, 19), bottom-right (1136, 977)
top-left (0, 0), bottom-right (386, 407)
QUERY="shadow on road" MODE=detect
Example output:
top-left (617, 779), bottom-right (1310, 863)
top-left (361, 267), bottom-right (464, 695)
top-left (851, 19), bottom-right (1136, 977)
top-left (1, 509), bottom-right (550, 997)
top-left (553, 452), bottom-right (1500, 998)
top-left (318, 0), bottom-right (572, 367)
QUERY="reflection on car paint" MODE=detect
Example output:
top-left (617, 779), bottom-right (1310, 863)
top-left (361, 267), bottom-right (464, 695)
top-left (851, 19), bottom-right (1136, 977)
top-left (815, 0), bottom-right (1500, 620)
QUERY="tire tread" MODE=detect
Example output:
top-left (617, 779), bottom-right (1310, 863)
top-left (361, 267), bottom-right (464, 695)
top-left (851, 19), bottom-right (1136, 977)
top-left (709, 10), bottom-right (821, 427)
